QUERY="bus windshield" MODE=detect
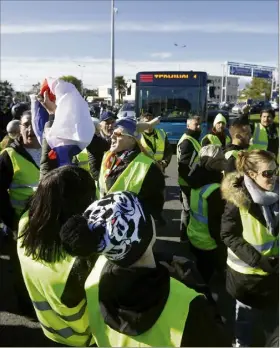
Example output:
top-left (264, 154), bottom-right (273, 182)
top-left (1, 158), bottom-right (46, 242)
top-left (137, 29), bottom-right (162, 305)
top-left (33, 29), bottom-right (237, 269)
top-left (138, 86), bottom-right (206, 118)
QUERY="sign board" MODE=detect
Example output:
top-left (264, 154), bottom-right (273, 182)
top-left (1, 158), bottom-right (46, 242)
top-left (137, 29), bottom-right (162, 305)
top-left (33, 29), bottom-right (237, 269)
top-left (253, 69), bottom-right (273, 79)
top-left (229, 65), bottom-right (252, 77)
top-left (227, 62), bottom-right (275, 72)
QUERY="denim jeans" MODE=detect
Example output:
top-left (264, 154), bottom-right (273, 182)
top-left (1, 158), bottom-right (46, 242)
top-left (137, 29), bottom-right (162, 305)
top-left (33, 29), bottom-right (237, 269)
top-left (235, 300), bottom-right (279, 347)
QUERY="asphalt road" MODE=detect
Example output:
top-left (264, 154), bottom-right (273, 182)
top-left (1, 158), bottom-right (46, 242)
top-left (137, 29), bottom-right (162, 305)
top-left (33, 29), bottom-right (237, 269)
top-left (0, 155), bottom-right (183, 346)
top-left (1, 155), bottom-right (267, 346)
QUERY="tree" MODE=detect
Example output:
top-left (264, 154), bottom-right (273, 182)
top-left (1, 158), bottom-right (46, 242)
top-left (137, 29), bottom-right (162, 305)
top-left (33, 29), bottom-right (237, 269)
top-left (0, 80), bottom-right (14, 99)
top-left (242, 77), bottom-right (272, 100)
top-left (28, 82), bottom-right (41, 94)
top-left (114, 76), bottom-right (127, 102)
top-left (60, 75), bottom-right (83, 94)
top-left (83, 88), bottom-right (98, 98)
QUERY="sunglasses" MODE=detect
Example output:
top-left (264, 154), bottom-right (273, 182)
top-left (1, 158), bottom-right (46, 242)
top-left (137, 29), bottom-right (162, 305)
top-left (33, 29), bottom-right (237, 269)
top-left (259, 168), bottom-right (279, 178)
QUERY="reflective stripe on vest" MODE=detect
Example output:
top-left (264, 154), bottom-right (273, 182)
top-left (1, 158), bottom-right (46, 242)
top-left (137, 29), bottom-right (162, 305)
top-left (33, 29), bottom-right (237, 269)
top-left (227, 207), bottom-right (279, 276)
top-left (201, 134), bottom-right (231, 146)
top-left (98, 152), bottom-right (154, 198)
top-left (17, 212), bottom-right (94, 346)
top-left (76, 149), bottom-right (90, 172)
top-left (225, 149), bottom-right (239, 160)
top-left (177, 134), bottom-right (201, 187)
top-left (140, 129), bottom-right (166, 161)
top-left (4, 147), bottom-right (39, 218)
top-left (187, 183), bottom-right (220, 250)
top-left (85, 257), bottom-right (200, 347)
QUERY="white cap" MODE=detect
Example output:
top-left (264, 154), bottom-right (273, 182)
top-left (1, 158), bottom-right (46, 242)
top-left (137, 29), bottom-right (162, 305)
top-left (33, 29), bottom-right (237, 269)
top-left (213, 113), bottom-right (227, 127)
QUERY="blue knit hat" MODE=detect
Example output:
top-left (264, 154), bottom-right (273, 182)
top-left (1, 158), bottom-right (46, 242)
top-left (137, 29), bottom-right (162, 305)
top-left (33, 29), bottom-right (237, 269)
top-left (115, 117), bottom-right (140, 139)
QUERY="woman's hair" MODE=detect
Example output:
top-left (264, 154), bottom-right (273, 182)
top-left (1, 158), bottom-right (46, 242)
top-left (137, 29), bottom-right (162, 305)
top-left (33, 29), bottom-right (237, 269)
top-left (20, 165), bottom-right (96, 263)
top-left (199, 144), bottom-right (221, 159)
top-left (236, 149), bottom-right (276, 174)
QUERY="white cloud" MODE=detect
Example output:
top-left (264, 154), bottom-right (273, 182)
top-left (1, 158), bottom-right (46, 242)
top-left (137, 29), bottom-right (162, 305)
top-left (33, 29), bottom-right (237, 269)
top-left (150, 52), bottom-right (173, 59)
top-left (1, 56), bottom-right (277, 91)
top-left (1, 21), bottom-right (277, 35)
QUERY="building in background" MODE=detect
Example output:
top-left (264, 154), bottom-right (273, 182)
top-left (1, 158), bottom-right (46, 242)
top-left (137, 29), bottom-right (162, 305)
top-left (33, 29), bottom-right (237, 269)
top-left (98, 79), bottom-right (135, 104)
top-left (208, 75), bottom-right (239, 103)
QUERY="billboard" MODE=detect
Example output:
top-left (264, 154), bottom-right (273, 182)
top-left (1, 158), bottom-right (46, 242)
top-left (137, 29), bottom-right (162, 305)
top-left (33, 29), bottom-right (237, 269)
top-left (229, 65), bottom-right (252, 77)
top-left (252, 69), bottom-right (273, 79)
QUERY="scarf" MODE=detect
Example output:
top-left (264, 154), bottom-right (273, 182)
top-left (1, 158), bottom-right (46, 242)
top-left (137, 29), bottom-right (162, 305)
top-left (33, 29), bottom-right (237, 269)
top-left (104, 150), bottom-right (133, 179)
top-left (244, 175), bottom-right (279, 235)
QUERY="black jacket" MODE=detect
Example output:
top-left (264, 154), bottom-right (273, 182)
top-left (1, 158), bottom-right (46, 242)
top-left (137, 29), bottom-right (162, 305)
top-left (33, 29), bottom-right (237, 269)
top-left (87, 134), bottom-right (110, 181)
top-left (177, 129), bottom-right (201, 194)
top-left (221, 173), bottom-right (279, 309)
top-left (97, 261), bottom-right (232, 347)
top-left (0, 140), bottom-right (39, 229)
top-left (142, 129), bottom-right (173, 165)
top-left (223, 144), bottom-right (248, 174)
top-left (105, 146), bottom-right (165, 219)
top-left (238, 115), bottom-right (279, 156)
top-left (187, 163), bottom-right (225, 247)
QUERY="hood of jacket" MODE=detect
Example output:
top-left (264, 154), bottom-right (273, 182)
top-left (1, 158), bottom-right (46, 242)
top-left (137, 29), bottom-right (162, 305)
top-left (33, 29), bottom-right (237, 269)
top-left (221, 172), bottom-right (250, 208)
top-left (98, 261), bottom-right (170, 336)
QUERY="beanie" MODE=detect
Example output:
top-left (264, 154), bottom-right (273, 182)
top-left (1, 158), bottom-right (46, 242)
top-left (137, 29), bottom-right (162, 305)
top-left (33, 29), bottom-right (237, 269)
top-left (115, 117), bottom-right (140, 139)
top-left (213, 113), bottom-right (227, 127)
top-left (6, 120), bottom-right (20, 134)
top-left (60, 191), bottom-right (154, 267)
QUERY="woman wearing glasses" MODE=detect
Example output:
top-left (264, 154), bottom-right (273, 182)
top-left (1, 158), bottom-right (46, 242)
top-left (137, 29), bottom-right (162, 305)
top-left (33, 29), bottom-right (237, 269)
top-left (98, 117), bottom-right (165, 224)
top-left (221, 149), bottom-right (279, 347)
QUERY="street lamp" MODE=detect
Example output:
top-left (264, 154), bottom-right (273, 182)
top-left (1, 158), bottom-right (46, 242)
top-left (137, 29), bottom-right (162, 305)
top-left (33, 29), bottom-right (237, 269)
top-left (111, 0), bottom-right (118, 106)
top-left (173, 43), bottom-right (187, 71)
top-left (77, 64), bottom-right (86, 95)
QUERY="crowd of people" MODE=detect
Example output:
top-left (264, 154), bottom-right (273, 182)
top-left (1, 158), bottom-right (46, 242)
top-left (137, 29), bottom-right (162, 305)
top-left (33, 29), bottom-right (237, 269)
top-left (0, 80), bottom-right (279, 347)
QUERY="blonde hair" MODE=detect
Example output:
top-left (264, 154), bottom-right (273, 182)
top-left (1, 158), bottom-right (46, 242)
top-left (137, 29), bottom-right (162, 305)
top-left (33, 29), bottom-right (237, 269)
top-left (236, 149), bottom-right (276, 174)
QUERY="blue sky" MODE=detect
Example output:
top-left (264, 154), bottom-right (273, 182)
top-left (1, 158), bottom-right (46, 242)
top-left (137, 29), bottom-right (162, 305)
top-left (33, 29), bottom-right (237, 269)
top-left (1, 0), bottom-right (278, 90)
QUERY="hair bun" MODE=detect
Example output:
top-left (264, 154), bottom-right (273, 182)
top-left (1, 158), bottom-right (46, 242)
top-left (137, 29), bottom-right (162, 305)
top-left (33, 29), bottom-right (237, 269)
top-left (60, 215), bottom-right (98, 257)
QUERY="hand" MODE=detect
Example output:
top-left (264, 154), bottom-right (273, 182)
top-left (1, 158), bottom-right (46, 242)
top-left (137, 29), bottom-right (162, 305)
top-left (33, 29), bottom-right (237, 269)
top-left (37, 91), bottom-right (57, 115)
top-left (259, 256), bottom-right (277, 274)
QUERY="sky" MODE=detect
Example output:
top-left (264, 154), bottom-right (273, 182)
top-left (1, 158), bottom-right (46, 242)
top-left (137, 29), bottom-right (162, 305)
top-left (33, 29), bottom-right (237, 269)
top-left (1, 0), bottom-right (279, 91)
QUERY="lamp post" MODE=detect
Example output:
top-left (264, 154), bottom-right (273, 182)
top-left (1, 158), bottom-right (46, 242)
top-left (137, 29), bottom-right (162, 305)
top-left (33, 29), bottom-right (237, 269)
top-left (78, 64), bottom-right (86, 96)
top-left (111, 0), bottom-right (118, 106)
top-left (173, 43), bottom-right (187, 71)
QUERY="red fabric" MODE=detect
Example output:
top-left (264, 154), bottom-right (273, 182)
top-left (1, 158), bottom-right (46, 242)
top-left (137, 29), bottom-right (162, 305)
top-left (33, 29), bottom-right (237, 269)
top-left (48, 149), bottom-right (57, 160)
top-left (40, 79), bottom-right (56, 102)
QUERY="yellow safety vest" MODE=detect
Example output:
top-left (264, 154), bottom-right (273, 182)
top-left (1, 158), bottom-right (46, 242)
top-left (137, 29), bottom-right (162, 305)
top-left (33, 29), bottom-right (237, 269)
top-left (140, 129), bottom-right (166, 161)
top-left (227, 207), bottom-right (279, 276)
top-left (250, 123), bottom-right (279, 151)
top-left (3, 147), bottom-right (39, 219)
top-left (225, 149), bottom-right (239, 160)
top-left (85, 257), bottom-right (200, 347)
top-left (187, 184), bottom-right (220, 250)
top-left (76, 149), bottom-right (90, 172)
top-left (17, 212), bottom-right (94, 347)
top-left (177, 134), bottom-right (201, 187)
top-left (201, 134), bottom-right (231, 147)
top-left (98, 152), bottom-right (154, 198)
